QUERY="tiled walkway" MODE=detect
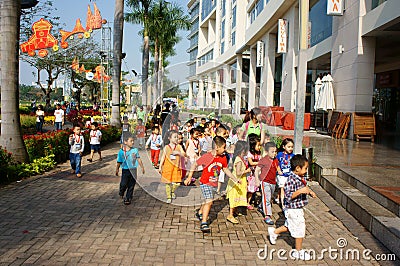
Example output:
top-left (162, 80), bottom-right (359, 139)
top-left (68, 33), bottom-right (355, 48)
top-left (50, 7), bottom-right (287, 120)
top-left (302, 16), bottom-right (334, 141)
top-left (0, 141), bottom-right (388, 265)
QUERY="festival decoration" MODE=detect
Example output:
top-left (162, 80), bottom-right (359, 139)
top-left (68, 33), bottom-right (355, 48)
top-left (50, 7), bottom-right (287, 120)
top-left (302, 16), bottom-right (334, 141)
top-left (20, 18), bottom-right (58, 57)
top-left (93, 65), bottom-right (111, 83)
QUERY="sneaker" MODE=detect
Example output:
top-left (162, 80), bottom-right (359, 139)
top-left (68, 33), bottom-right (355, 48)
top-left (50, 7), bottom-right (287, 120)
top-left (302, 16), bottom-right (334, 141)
top-left (87, 158), bottom-right (92, 162)
top-left (200, 222), bottom-right (210, 232)
top-left (268, 227), bottom-right (278, 245)
top-left (195, 210), bottom-right (203, 221)
top-left (166, 198), bottom-right (172, 204)
top-left (274, 198), bottom-right (280, 204)
top-left (76, 173), bottom-right (82, 178)
top-left (291, 250), bottom-right (311, 261)
top-left (263, 217), bottom-right (274, 225)
top-left (171, 193), bottom-right (177, 199)
top-left (247, 205), bottom-right (254, 210)
top-left (123, 199), bottom-right (131, 205)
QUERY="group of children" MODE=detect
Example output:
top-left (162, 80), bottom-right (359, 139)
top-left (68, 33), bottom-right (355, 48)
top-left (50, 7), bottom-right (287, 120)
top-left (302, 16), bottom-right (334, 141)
top-left (68, 122), bottom-right (103, 178)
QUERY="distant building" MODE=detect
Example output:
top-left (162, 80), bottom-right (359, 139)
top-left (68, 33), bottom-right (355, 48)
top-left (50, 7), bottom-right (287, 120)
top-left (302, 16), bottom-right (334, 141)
top-left (187, 0), bottom-right (400, 136)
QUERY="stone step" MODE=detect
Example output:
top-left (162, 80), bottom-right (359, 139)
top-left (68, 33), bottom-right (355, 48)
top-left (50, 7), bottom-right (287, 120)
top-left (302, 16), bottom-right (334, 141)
top-left (319, 174), bottom-right (400, 258)
top-left (337, 168), bottom-right (400, 217)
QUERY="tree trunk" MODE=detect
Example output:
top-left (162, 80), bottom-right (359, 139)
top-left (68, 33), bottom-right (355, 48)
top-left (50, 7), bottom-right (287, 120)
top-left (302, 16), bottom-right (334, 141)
top-left (153, 38), bottom-right (159, 104)
top-left (142, 34), bottom-right (150, 107)
top-left (158, 45), bottom-right (163, 104)
top-left (0, 0), bottom-right (29, 162)
top-left (111, 0), bottom-right (124, 128)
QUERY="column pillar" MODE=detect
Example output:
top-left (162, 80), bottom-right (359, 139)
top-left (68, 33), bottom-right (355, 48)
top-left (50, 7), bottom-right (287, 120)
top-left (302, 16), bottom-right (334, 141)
top-left (198, 79), bottom-right (204, 109)
top-left (223, 66), bottom-right (230, 109)
top-left (248, 47), bottom-right (257, 109)
top-left (235, 55), bottom-right (243, 115)
top-left (188, 81), bottom-right (193, 108)
top-left (260, 33), bottom-right (276, 107)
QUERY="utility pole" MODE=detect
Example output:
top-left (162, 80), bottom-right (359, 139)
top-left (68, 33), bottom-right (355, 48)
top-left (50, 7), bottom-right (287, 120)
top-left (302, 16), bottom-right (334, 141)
top-left (293, 0), bottom-right (309, 154)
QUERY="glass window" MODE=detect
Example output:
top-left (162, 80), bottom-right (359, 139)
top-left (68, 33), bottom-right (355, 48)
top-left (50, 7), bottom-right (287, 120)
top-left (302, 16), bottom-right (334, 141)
top-left (232, 6), bottom-right (236, 29)
top-left (256, 0), bottom-right (264, 15)
top-left (231, 31), bottom-right (236, 46)
top-left (230, 62), bottom-right (237, 84)
top-left (309, 0), bottom-right (332, 47)
top-left (372, 0), bottom-right (387, 9)
top-left (202, 0), bottom-right (217, 21)
top-left (221, 41), bottom-right (225, 55)
top-left (222, 0), bottom-right (226, 17)
top-left (250, 7), bottom-right (256, 24)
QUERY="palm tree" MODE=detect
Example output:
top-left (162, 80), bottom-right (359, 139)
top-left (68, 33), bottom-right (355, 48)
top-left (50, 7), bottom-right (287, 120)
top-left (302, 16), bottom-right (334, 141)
top-left (0, 0), bottom-right (29, 162)
top-left (111, 0), bottom-right (125, 128)
top-left (125, 0), bottom-right (153, 107)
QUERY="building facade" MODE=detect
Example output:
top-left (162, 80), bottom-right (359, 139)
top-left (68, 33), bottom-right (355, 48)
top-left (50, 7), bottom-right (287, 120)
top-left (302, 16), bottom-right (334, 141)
top-left (187, 0), bottom-right (400, 134)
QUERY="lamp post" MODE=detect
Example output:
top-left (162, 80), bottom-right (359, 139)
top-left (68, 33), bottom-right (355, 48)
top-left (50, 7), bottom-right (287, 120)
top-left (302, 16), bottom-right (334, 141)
top-left (293, 0), bottom-right (309, 154)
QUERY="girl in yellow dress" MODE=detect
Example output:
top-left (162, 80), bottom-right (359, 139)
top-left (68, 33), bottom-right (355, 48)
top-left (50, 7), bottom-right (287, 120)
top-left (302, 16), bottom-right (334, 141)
top-left (226, 141), bottom-right (252, 224)
top-left (159, 130), bottom-right (186, 203)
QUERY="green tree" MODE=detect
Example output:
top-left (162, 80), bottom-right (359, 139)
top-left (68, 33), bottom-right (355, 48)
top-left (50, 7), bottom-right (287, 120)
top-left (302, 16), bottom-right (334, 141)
top-left (0, 0), bottom-right (29, 162)
top-left (125, 0), bottom-right (154, 106)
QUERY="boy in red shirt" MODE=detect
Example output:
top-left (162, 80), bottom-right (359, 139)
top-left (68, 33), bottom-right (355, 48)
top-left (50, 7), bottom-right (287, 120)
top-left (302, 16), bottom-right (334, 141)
top-left (184, 136), bottom-right (240, 232)
top-left (255, 142), bottom-right (283, 225)
top-left (135, 118), bottom-right (146, 150)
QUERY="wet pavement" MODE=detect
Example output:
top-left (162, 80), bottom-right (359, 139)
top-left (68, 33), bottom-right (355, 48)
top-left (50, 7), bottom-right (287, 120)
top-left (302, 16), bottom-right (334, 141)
top-left (0, 136), bottom-right (396, 265)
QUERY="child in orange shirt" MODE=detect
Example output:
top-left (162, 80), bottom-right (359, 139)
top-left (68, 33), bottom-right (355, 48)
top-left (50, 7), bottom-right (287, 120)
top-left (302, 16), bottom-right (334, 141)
top-left (135, 118), bottom-right (146, 150)
top-left (159, 130), bottom-right (186, 203)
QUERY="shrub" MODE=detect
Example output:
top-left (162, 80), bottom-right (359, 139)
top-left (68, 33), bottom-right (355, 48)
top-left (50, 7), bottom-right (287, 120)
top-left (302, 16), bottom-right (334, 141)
top-left (20, 115), bottom-right (37, 128)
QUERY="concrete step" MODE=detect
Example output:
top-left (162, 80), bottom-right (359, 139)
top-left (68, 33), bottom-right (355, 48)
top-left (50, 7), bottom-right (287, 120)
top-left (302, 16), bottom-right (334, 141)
top-left (337, 168), bottom-right (400, 217)
top-left (319, 174), bottom-right (400, 258)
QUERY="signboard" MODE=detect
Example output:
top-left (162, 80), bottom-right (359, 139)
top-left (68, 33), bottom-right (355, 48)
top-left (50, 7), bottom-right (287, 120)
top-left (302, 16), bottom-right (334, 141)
top-left (327, 0), bottom-right (344, 16)
top-left (277, 19), bottom-right (288, 54)
top-left (256, 41), bottom-right (264, 67)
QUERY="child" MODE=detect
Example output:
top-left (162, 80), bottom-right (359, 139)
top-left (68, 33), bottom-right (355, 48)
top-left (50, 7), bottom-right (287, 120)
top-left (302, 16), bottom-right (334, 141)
top-left (121, 117), bottom-right (131, 148)
top-left (69, 125), bottom-right (85, 178)
top-left (159, 130), bottom-right (186, 203)
top-left (255, 142), bottom-right (283, 225)
top-left (115, 132), bottom-right (145, 205)
top-left (54, 103), bottom-right (64, 130)
top-left (199, 127), bottom-right (213, 155)
top-left (185, 127), bottom-right (201, 181)
top-left (184, 136), bottom-right (240, 232)
top-left (226, 141), bottom-right (251, 224)
top-left (268, 155), bottom-right (316, 260)
top-left (87, 122), bottom-right (102, 162)
top-left (246, 134), bottom-right (262, 210)
top-left (178, 132), bottom-right (187, 180)
top-left (276, 138), bottom-right (294, 205)
top-left (145, 126), bottom-right (163, 168)
top-left (135, 118), bottom-right (146, 150)
top-left (215, 126), bottom-right (230, 195)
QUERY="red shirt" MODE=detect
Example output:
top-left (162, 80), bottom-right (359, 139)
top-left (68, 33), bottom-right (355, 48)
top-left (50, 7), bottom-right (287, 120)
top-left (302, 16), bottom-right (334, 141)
top-left (258, 156), bottom-right (279, 184)
top-left (136, 125), bottom-right (146, 138)
top-left (197, 152), bottom-right (228, 187)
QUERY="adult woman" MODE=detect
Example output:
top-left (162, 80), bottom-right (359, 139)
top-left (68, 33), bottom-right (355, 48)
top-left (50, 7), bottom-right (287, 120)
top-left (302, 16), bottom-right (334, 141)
top-left (35, 105), bottom-right (45, 133)
top-left (239, 107), bottom-right (267, 144)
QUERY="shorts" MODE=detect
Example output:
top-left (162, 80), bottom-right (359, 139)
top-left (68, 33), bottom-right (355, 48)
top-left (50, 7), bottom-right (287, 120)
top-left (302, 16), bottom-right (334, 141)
top-left (284, 208), bottom-right (305, 238)
top-left (200, 183), bottom-right (217, 200)
top-left (90, 144), bottom-right (101, 152)
top-left (218, 171), bottom-right (225, 183)
top-left (277, 175), bottom-right (288, 188)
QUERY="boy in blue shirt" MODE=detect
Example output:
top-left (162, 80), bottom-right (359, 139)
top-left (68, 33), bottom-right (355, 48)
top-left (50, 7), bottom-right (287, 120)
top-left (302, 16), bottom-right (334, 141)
top-left (116, 132), bottom-right (145, 205)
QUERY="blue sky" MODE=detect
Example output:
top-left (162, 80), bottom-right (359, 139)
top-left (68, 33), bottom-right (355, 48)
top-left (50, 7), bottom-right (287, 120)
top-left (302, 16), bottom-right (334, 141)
top-left (19, 0), bottom-right (190, 86)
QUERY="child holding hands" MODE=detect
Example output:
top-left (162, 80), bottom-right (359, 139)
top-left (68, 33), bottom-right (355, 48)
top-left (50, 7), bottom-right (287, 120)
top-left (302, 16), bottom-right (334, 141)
top-left (184, 136), bottom-right (241, 232)
top-left (159, 130), bottom-right (186, 203)
top-left (268, 155), bottom-right (316, 261)
top-left (226, 141), bottom-right (251, 224)
top-left (116, 132), bottom-right (145, 205)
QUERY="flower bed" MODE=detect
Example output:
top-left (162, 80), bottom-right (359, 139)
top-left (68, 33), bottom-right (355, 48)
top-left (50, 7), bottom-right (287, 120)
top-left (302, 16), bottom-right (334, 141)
top-left (1, 125), bottom-right (121, 185)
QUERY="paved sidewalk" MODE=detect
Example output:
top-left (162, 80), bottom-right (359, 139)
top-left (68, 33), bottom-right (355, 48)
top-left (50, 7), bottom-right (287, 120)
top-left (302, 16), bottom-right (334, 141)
top-left (0, 141), bottom-right (386, 265)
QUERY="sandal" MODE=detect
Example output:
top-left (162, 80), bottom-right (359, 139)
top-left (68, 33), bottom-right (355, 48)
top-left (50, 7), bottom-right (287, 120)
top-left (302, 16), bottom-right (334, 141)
top-left (227, 215), bottom-right (239, 224)
top-left (195, 210), bottom-right (203, 221)
top-left (123, 199), bottom-right (131, 205)
top-left (200, 222), bottom-right (210, 232)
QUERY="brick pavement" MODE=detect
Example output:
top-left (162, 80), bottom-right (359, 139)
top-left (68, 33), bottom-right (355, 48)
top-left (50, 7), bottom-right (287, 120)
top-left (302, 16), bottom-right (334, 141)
top-left (0, 141), bottom-right (385, 265)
